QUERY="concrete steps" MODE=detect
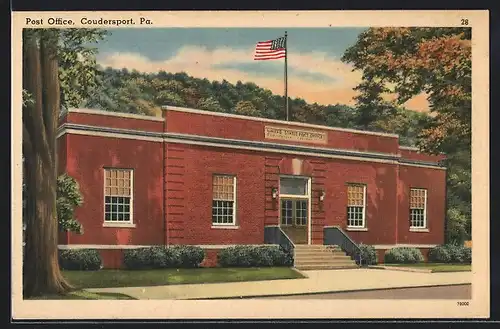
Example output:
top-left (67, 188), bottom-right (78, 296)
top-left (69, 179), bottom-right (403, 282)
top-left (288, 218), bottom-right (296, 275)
top-left (293, 245), bottom-right (358, 270)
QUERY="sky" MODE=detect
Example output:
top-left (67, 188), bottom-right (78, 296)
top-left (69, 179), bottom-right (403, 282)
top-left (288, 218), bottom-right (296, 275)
top-left (93, 28), bottom-right (429, 111)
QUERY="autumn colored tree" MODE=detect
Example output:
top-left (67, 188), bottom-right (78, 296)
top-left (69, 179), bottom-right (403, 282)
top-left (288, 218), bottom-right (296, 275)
top-left (342, 27), bottom-right (471, 242)
top-left (22, 28), bottom-right (107, 297)
top-left (342, 27), bottom-right (471, 151)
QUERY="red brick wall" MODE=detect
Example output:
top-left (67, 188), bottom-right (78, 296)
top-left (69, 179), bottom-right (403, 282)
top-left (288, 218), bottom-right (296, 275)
top-left (57, 110), bottom-right (446, 251)
top-left (322, 161), bottom-right (399, 245)
top-left (162, 143), bottom-right (409, 246)
top-left (161, 142), bottom-right (444, 247)
top-left (57, 135), bottom-right (67, 175)
top-left (165, 144), bottom-right (267, 245)
top-left (99, 249), bottom-right (125, 269)
top-left (63, 134), bottom-right (165, 246)
top-left (397, 166), bottom-right (446, 245)
top-left (165, 110), bottom-right (399, 154)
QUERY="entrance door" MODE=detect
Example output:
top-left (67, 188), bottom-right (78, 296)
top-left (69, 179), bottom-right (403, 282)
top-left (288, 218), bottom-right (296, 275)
top-left (279, 176), bottom-right (310, 244)
top-left (280, 199), bottom-right (308, 244)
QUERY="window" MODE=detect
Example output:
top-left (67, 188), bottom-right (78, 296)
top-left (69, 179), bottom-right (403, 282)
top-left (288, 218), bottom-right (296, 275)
top-left (347, 184), bottom-right (366, 228)
top-left (104, 168), bottom-right (133, 223)
top-left (280, 199), bottom-right (308, 226)
top-left (410, 188), bottom-right (427, 228)
top-left (280, 177), bottom-right (308, 196)
top-left (212, 175), bottom-right (236, 225)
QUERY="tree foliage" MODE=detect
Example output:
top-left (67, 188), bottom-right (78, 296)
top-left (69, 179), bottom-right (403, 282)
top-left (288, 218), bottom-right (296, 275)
top-left (342, 27), bottom-right (471, 243)
top-left (58, 29), bottom-right (108, 109)
top-left (342, 27), bottom-right (471, 152)
top-left (235, 100), bottom-right (261, 117)
top-left (84, 66), bottom-right (430, 142)
top-left (57, 174), bottom-right (84, 234)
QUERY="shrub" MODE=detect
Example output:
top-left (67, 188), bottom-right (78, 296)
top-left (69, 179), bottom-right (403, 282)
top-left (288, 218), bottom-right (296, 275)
top-left (428, 245), bottom-right (451, 263)
top-left (149, 246), bottom-right (170, 268)
top-left (170, 245), bottom-right (205, 268)
top-left (123, 245), bottom-right (205, 269)
top-left (217, 245), bottom-right (292, 267)
top-left (384, 247), bottom-right (424, 264)
top-left (59, 249), bottom-right (102, 271)
top-left (278, 245), bottom-right (294, 266)
top-left (428, 244), bottom-right (472, 264)
top-left (461, 246), bottom-right (472, 264)
top-left (123, 248), bottom-right (151, 269)
top-left (357, 244), bottom-right (378, 265)
top-left (446, 244), bottom-right (465, 263)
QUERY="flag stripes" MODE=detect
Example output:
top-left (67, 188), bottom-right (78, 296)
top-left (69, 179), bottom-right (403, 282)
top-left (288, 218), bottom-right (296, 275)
top-left (254, 36), bottom-right (286, 60)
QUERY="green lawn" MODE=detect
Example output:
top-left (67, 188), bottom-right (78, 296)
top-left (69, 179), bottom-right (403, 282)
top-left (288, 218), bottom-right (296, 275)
top-left (29, 290), bottom-right (136, 300)
top-left (63, 267), bottom-right (304, 289)
top-left (383, 263), bottom-right (471, 272)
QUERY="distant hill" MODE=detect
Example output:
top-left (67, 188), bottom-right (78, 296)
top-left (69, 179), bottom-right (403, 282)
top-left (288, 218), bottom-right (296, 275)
top-left (83, 67), bottom-right (431, 146)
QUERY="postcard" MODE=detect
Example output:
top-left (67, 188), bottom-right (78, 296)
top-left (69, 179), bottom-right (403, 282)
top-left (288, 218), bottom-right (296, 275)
top-left (11, 10), bottom-right (489, 319)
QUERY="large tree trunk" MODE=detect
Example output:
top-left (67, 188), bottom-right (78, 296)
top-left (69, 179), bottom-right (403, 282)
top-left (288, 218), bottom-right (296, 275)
top-left (22, 30), bottom-right (72, 298)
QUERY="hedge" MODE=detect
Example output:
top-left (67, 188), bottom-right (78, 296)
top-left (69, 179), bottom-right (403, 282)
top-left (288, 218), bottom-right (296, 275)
top-left (384, 247), bottom-right (424, 264)
top-left (217, 245), bottom-right (293, 267)
top-left (123, 245), bottom-right (205, 270)
top-left (428, 244), bottom-right (472, 264)
top-left (59, 249), bottom-right (102, 271)
top-left (357, 243), bottom-right (378, 265)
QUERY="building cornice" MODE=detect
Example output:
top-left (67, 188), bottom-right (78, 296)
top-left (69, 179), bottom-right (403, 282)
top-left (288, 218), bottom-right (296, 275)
top-left (66, 108), bottom-right (165, 122)
top-left (56, 123), bottom-right (446, 170)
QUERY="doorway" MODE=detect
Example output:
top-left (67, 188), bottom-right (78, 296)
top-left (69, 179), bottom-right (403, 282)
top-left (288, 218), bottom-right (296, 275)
top-left (279, 176), bottom-right (311, 244)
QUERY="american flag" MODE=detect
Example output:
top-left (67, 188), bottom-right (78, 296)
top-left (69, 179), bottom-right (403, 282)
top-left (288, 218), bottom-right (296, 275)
top-left (254, 36), bottom-right (286, 61)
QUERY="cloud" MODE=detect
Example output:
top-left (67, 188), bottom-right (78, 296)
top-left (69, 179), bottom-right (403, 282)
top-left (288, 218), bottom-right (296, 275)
top-left (97, 46), bottom-right (429, 111)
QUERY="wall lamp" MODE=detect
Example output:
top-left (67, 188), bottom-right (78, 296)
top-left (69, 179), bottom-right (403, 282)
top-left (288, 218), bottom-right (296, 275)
top-left (319, 189), bottom-right (326, 202)
top-left (272, 187), bottom-right (278, 199)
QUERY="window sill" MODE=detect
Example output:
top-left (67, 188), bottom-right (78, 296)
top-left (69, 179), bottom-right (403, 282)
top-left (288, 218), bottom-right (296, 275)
top-left (346, 227), bottom-right (368, 232)
top-left (409, 228), bottom-right (429, 233)
top-left (211, 225), bottom-right (240, 230)
top-left (103, 222), bottom-right (136, 228)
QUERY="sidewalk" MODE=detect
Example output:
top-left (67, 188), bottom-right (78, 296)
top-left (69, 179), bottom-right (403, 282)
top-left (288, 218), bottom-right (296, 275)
top-left (86, 268), bottom-right (472, 300)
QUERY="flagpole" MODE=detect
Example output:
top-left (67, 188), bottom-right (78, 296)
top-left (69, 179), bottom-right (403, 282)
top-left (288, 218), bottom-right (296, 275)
top-left (284, 31), bottom-right (289, 121)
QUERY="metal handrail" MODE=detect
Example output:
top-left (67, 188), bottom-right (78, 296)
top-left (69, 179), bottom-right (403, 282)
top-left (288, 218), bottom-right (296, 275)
top-left (323, 226), bottom-right (363, 266)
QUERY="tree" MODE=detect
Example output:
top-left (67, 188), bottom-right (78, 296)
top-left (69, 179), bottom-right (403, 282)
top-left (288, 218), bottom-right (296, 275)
top-left (370, 107), bottom-right (432, 146)
top-left (351, 79), bottom-right (396, 128)
top-left (324, 104), bottom-right (359, 129)
top-left (155, 90), bottom-right (187, 107)
top-left (57, 174), bottom-right (84, 234)
top-left (22, 28), bottom-right (107, 297)
top-left (182, 87), bottom-right (201, 108)
top-left (342, 27), bottom-right (471, 151)
top-left (197, 97), bottom-right (224, 113)
top-left (234, 100), bottom-right (261, 117)
top-left (342, 27), bottom-right (471, 243)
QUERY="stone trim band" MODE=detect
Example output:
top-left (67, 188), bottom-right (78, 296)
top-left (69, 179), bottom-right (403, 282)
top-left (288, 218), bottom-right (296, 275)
top-left (57, 123), bottom-right (445, 170)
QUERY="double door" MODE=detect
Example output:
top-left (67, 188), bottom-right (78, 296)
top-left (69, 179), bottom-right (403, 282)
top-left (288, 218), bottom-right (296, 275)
top-left (280, 198), bottom-right (308, 244)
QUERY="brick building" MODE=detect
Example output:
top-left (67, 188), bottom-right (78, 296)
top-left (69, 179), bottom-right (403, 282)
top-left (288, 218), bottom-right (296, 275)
top-left (57, 106), bottom-right (447, 268)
